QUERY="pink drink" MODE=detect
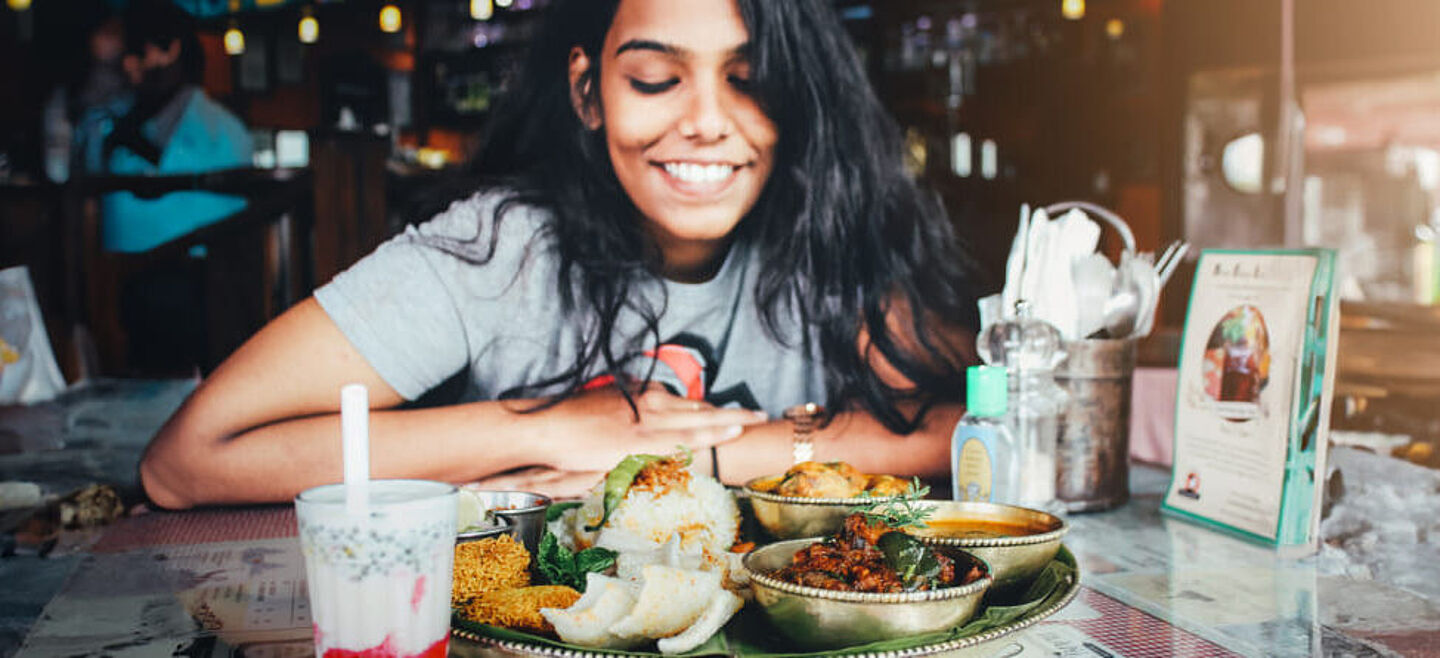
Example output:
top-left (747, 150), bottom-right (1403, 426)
top-left (296, 480), bottom-right (457, 658)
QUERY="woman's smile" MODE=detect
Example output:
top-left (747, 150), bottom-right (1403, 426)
top-left (574, 0), bottom-right (778, 281)
top-left (652, 159), bottom-right (746, 197)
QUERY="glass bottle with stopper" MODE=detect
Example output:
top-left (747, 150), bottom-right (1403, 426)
top-left (977, 300), bottom-right (1068, 511)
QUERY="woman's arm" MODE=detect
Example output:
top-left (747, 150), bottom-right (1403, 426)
top-left (476, 403), bottom-right (959, 499)
top-left (699, 403), bottom-right (962, 486)
top-left (139, 299), bottom-right (764, 509)
top-left (690, 288), bottom-right (974, 486)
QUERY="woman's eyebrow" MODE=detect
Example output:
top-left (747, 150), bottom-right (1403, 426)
top-left (613, 39), bottom-right (752, 61)
top-left (615, 39), bottom-right (682, 57)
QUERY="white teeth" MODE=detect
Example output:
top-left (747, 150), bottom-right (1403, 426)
top-left (663, 163), bottom-right (735, 184)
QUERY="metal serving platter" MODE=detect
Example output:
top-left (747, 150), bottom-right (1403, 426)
top-left (449, 546), bottom-right (1080, 658)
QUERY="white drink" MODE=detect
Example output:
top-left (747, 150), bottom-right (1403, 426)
top-left (296, 480), bottom-right (457, 658)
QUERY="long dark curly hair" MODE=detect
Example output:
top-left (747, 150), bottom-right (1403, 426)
top-left (441, 0), bottom-right (980, 433)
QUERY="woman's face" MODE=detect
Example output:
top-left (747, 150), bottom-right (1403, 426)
top-left (584, 0), bottom-right (777, 280)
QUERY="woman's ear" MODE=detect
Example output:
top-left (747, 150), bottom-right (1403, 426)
top-left (568, 46), bottom-right (602, 130)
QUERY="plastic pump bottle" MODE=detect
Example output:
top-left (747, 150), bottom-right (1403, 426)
top-left (951, 365), bottom-right (1019, 504)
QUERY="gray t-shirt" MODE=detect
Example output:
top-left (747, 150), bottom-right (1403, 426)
top-left (314, 191), bottom-right (827, 416)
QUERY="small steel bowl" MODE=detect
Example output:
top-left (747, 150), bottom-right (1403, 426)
top-left (743, 477), bottom-right (903, 540)
top-left (455, 513), bottom-right (515, 543)
top-left (459, 489), bottom-right (552, 556)
top-left (908, 501), bottom-right (1068, 595)
top-left (744, 538), bottom-right (993, 650)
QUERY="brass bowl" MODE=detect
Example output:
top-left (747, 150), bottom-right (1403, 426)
top-left (907, 501), bottom-right (1068, 595)
top-left (743, 477), bottom-right (903, 540)
top-left (743, 538), bottom-right (993, 650)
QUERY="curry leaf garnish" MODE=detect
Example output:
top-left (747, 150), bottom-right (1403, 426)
top-left (849, 477), bottom-right (934, 530)
top-left (876, 531), bottom-right (942, 591)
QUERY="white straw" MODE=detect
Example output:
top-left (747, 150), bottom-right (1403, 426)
top-left (341, 383), bottom-right (370, 516)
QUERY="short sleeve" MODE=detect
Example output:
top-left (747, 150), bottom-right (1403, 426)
top-left (317, 190), bottom-right (560, 401)
top-left (315, 232), bottom-right (472, 401)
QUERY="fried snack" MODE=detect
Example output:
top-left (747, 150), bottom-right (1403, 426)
top-left (452, 535), bottom-right (531, 604)
top-left (774, 461), bottom-right (865, 498)
top-left (460, 585), bottom-right (581, 634)
top-left (865, 474), bottom-right (911, 497)
top-left (758, 462), bottom-right (916, 498)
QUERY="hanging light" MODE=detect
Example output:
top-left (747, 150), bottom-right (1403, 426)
top-left (298, 6), bottom-right (319, 43)
top-left (224, 20), bottom-right (246, 55)
top-left (471, 0), bottom-right (494, 20)
top-left (7, 0), bottom-right (33, 11)
top-left (1061, 0), bottom-right (1085, 20)
top-left (495, 0), bottom-right (513, 7)
top-left (379, 4), bottom-right (402, 33)
top-left (1105, 18), bottom-right (1125, 39)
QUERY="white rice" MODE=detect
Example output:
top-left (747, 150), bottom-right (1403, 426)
top-left (568, 462), bottom-right (740, 572)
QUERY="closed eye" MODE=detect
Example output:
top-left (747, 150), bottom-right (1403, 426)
top-left (629, 77), bottom-right (679, 94)
top-left (728, 74), bottom-right (753, 93)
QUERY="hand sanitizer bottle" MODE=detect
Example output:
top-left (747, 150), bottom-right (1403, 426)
top-left (952, 365), bottom-right (1018, 503)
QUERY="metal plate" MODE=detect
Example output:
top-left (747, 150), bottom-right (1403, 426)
top-left (449, 556), bottom-right (1080, 658)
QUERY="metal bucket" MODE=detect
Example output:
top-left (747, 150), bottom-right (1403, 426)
top-left (1055, 338), bottom-right (1136, 512)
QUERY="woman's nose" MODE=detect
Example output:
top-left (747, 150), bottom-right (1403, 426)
top-left (677, 78), bottom-right (733, 142)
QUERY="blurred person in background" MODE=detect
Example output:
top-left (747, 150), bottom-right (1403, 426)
top-left (70, 11), bottom-right (130, 175)
top-left (99, 0), bottom-right (252, 252)
top-left (87, 0), bottom-right (253, 374)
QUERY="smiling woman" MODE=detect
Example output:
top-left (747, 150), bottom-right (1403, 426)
top-left (578, 0), bottom-right (777, 281)
top-left (137, 0), bottom-right (983, 509)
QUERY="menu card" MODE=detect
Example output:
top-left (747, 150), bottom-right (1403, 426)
top-left (1162, 249), bottom-right (1339, 554)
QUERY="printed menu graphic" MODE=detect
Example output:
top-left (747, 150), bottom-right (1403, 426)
top-left (1164, 250), bottom-right (1338, 552)
top-left (1202, 304), bottom-right (1270, 420)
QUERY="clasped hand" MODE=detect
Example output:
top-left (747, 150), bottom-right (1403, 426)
top-left (473, 385), bottom-right (768, 498)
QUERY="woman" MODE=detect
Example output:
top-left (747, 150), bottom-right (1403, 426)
top-left (139, 0), bottom-right (980, 508)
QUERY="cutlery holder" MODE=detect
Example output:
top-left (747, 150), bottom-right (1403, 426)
top-left (1054, 338), bottom-right (1136, 512)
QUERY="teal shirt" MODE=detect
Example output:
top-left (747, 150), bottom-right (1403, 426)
top-left (100, 89), bottom-right (253, 253)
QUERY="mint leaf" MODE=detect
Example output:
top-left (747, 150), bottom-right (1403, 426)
top-left (574, 546), bottom-right (618, 576)
top-left (535, 529), bottom-right (615, 592)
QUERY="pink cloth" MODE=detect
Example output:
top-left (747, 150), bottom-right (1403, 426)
top-left (1129, 367), bottom-right (1177, 465)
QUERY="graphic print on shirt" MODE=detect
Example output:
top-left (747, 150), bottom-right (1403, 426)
top-left (575, 334), bottom-right (761, 411)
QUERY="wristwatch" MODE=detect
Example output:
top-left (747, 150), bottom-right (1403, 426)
top-left (783, 403), bottom-right (823, 464)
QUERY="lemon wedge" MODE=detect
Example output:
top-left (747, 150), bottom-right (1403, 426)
top-left (456, 488), bottom-right (490, 533)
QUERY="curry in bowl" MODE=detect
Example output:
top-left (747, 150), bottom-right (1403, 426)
top-left (905, 501), bottom-right (1068, 595)
top-left (771, 513), bottom-right (987, 593)
top-left (744, 510), bottom-right (993, 649)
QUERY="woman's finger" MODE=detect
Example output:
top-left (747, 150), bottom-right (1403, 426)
top-left (635, 420), bottom-right (760, 454)
top-left (639, 406), bottom-right (768, 431)
top-left (542, 471), bottom-right (608, 500)
top-left (637, 387), bottom-right (710, 412)
top-left (471, 467), bottom-right (604, 499)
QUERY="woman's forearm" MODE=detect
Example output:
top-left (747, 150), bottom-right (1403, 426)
top-left (701, 404), bottom-right (963, 486)
top-left (140, 399), bottom-right (544, 509)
